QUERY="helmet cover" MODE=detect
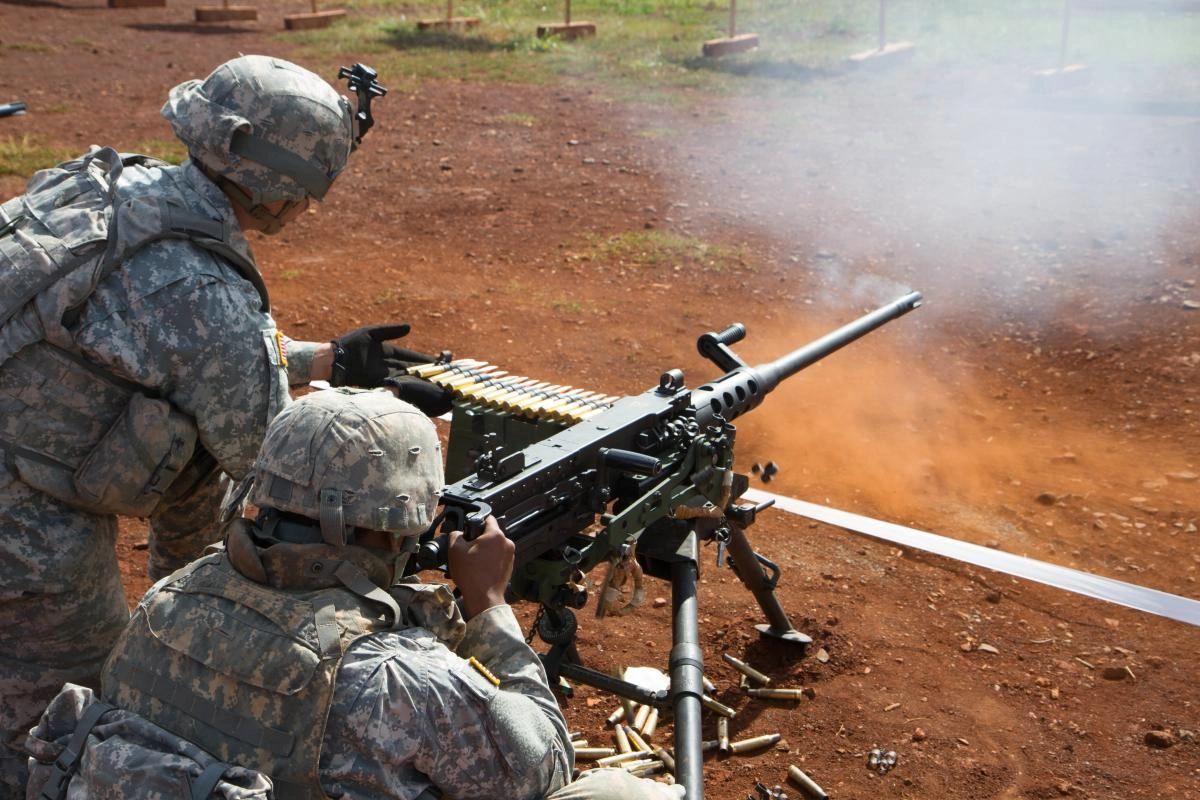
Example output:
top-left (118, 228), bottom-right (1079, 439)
top-left (250, 388), bottom-right (443, 546)
top-left (162, 55), bottom-right (353, 204)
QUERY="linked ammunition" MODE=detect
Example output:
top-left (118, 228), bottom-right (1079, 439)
top-left (717, 716), bottom-right (730, 754)
top-left (729, 733), bottom-right (782, 754)
top-left (746, 687), bottom-right (808, 700)
top-left (722, 653), bottom-right (772, 686)
top-left (574, 747), bottom-right (617, 761)
top-left (701, 694), bottom-right (737, 718)
top-left (787, 765), bottom-right (829, 800)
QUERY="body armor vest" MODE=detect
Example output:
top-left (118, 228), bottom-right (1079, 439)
top-left (102, 551), bottom-right (399, 800)
top-left (0, 147), bottom-right (269, 516)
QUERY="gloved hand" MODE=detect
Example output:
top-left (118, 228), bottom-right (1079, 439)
top-left (384, 374), bottom-right (455, 417)
top-left (329, 323), bottom-right (418, 388)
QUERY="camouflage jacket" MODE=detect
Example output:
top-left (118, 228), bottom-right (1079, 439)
top-left (103, 528), bottom-right (572, 800)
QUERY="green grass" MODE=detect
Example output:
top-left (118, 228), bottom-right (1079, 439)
top-left (133, 138), bottom-right (188, 165)
top-left (0, 135), bottom-right (77, 177)
top-left (589, 230), bottom-right (748, 272)
top-left (278, 0), bottom-right (1200, 98)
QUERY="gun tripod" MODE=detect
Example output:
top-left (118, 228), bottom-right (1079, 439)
top-left (535, 513), bottom-right (810, 800)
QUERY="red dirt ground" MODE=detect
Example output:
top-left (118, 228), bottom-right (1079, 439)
top-left (2, 2), bottom-right (1197, 798)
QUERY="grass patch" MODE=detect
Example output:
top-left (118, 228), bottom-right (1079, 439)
top-left (590, 230), bottom-right (747, 272)
top-left (0, 135), bottom-right (77, 177)
top-left (278, 0), bottom-right (1199, 99)
top-left (133, 138), bottom-right (188, 165)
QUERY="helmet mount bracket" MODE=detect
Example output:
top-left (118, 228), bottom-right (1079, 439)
top-left (338, 63), bottom-right (387, 148)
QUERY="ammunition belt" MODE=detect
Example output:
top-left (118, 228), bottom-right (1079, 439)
top-left (406, 359), bottom-right (621, 424)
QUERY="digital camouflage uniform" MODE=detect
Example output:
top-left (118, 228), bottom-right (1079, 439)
top-left (0, 55), bottom-right (349, 797)
top-left (25, 390), bottom-right (682, 800)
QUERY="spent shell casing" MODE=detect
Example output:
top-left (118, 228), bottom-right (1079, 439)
top-left (722, 653), bottom-right (772, 686)
top-left (729, 733), bottom-right (782, 754)
top-left (613, 723), bottom-right (632, 753)
top-left (641, 706), bottom-right (660, 739)
top-left (701, 739), bottom-right (721, 754)
top-left (632, 703), bottom-right (651, 732)
top-left (716, 715), bottom-right (730, 754)
top-left (653, 746), bottom-right (676, 772)
top-left (746, 687), bottom-right (808, 700)
top-left (570, 739), bottom-right (589, 748)
top-left (628, 760), bottom-right (666, 778)
top-left (619, 758), bottom-right (656, 772)
top-left (606, 705), bottom-right (627, 726)
top-left (574, 747), bottom-right (617, 761)
top-left (701, 694), bottom-right (737, 718)
top-left (787, 765), bottom-right (829, 800)
top-left (624, 724), bottom-right (652, 754)
top-left (596, 749), bottom-right (653, 767)
top-left (702, 675), bottom-right (717, 694)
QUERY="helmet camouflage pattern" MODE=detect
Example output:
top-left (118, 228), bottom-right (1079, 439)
top-left (162, 54), bottom-right (353, 204)
top-left (250, 389), bottom-right (443, 546)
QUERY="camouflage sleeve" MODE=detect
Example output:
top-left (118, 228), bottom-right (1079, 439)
top-left (75, 243), bottom-right (290, 480)
top-left (321, 618), bottom-right (571, 800)
top-left (280, 337), bottom-right (322, 386)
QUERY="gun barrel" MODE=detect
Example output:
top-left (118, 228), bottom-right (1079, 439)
top-left (692, 290), bottom-right (922, 427)
top-left (758, 290), bottom-right (923, 390)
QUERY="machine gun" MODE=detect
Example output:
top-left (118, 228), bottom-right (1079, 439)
top-left (409, 291), bottom-right (922, 799)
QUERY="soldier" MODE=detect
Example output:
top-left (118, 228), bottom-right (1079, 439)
top-left (24, 388), bottom-right (682, 800)
top-left (0, 55), bottom-right (445, 796)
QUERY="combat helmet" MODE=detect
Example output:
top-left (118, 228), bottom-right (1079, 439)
top-left (162, 55), bottom-right (353, 232)
top-left (249, 388), bottom-right (443, 548)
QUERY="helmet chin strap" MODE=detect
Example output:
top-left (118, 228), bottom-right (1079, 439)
top-left (211, 171), bottom-right (302, 235)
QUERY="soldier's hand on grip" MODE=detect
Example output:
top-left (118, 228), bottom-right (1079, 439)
top-left (447, 517), bottom-right (514, 619)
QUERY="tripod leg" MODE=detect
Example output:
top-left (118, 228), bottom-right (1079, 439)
top-left (726, 523), bottom-right (812, 649)
top-left (670, 531), bottom-right (705, 800)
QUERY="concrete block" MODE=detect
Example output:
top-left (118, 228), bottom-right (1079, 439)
top-left (847, 40), bottom-right (915, 67)
top-left (283, 8), bottom-right (346, 30)
top-left (195, 6), bottom-right (258, 21)
top-left (701, 33), bottom-right (759, 58)
top-left (417, 16), bottom-right (481, 31)
top-left (107, 0), bottom-right (165, 7)
top-left (536, 21), bottom-right (596, 40)
top-left (1030, 64), bottom-right (1090, 94)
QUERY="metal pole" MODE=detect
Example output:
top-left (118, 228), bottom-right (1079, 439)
top-left (1058, 0), bottom-right (1072, 71)
top-left (879, 0), bottom-right (887, 51)
top-left (670, 532), bottom-right (704, 799)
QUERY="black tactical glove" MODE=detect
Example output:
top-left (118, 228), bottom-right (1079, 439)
top-left (383, 375), bottom-right (455, 417)
top-left (329, 324), bottom-right (416, 388)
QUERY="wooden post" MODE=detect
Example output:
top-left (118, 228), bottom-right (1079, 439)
top-left (847, 0), bottom-right (914, 66)
top-left (1030, 0), bottom-right (1089, 92)
top-left (536, 0), bottom-right (595, 39)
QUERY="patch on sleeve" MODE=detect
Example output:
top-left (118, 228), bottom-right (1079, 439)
top-left (274, 329), bottom-right (289, 369)
top-left (468, 655), bottom-right (501, 687)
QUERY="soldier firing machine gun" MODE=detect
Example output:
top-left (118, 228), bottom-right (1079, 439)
top-left (406, 291), bottom-right (923, 799)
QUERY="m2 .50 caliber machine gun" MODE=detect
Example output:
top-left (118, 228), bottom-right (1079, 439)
top-left (410, 291), bottom-right (923, 799)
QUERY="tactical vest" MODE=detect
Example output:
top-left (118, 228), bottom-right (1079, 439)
top-left (102, 551), bottom-right (399, 800)
top-left (0, 147), bottom-right (270, 517)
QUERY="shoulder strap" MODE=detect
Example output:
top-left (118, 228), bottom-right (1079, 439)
top-left (37, 700), bottom-right (116, 800)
